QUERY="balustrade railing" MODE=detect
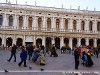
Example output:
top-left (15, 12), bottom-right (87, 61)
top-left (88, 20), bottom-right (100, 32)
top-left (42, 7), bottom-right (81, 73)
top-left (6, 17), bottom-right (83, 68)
top-left (0, 26), bottom-right (100, 34)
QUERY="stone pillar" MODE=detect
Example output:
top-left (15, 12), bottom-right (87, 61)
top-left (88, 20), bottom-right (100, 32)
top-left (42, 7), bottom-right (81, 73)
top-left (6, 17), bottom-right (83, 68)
top-left (77, 37), bottom-right (81, 47)
top-left (2, 35), bottom-right (6, 47)
top-left (85, 20), bottom-right (89, 31)
top-left (23, 15), bottom-right (28, 29)
top-left (33, 16), bottom-right (37, 30)
top-left (60, 18), bottom-right (64, 30)
top-left (23, 36), bottom-right (26, 46)
top-left (60, 36), bottom-right (64, 48)
top-left (93, 20), bottom-right (97, 31)
top-left (33, 36), bottom-right (36, 46)
top-left (51, 17), bottom-right (56, 31)
top-left (86, 38), bottom-right (89, 46)
top-left (13, 15), bottom-right (18, 29)
top-left (43, 16), bottom-right (46, 29)
top-left (94, 38), bottom-right (97, 47)
top-left (3, 14), bottom-right (8, 26)
top-left (42, 36), bottom-right (45, 46)
top-left (69, 37), bottom-right (72, 49)
top-left (13, 35), bottom-right (16, 45)
top-left (52, 37), bottom-right (55, 45)
top-left (68, 18), bottom-right (73, 31)
top-left (77, 19), bottom-right (81, 30)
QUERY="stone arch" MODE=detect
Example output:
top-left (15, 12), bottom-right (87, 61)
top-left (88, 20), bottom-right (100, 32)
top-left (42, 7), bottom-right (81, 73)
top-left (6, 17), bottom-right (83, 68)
top-left (81, 21), bottom-right (85, 30)
top-left (28, 17), bottom-right (33, 28)
top-left (56, 19), bottom-right (60, 29)
top-left (73, 20), bottom-right (77, 30)
top-left (19, 16), bottom-right (23, 28)
top-left (47, 18), bottom-right (51, 29)
top-left (89, 21), bottom-right (93, 31)
top-left (38, 17), bottom-right (42, 30)
top-left (9, 15), bottom-right (13, 26)
top-left (89, 39), bottom-right (94, 46)
top-left (65, 19), bottom-right (68, 30)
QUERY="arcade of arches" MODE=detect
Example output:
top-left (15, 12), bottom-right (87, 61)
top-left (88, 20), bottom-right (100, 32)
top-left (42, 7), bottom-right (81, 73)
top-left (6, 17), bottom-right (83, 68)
top-left (0, 36), bottom-right (100, 49)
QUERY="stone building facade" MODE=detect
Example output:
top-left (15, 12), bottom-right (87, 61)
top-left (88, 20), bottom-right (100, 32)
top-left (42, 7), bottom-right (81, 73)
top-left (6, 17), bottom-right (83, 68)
top-left (0, 3), bottom-right (100, 49)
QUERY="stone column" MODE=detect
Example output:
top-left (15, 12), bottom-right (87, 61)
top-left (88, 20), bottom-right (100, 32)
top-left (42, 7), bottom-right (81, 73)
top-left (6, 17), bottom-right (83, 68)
top-left (23, 35), bottom-right (26, 46)
top-left (86, 38), bottom-right (89, 46)
top-left (51, 17), bottom-right (56, 31)
top-left (85, 20), bottom-right (89, 31)
top-left (52, 37), bottom-right (55, 45)
top-left (60, 18), bottom-right (64, 30)
top-left (43, 16), bottom-right (46, 29)
top-left (77, 37), bottom-right (81, 47)
top-left (94, 38), bottom-right (97, 47)
top-left (77, 19), bottom-right (81, 30)
top-left (33, 36), bottom-right (36, 46)
top-left (68, 18), bottom-right (73, 31)
top-left (2, 35), bottom-right (6, 47)
top-left (42, 36), bottom-right (45, 46)
top-left (33, 16), bottom-right (37, 30)
top-left (13, 35), bottom-right (16, 45)
top-left (23, 15), bottom-right (28, 29)
top-left (69, 37), bottom-right (72, 49)
top-left (3, 14), bottom-right (8, 26)
top-left (93, 20), bottom-right (97, 31)
top-left (13, 15), bottom-right (18, 29)
top-left (60, 36), bottom-right (64, 48)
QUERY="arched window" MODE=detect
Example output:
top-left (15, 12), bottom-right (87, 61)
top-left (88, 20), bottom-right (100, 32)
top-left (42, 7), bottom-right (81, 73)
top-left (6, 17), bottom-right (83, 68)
top-left (47, 18), bottom-right (51, 29)
top-left (73, 20), bottom-right (76, 30)
top-left (97, 22), bottom-right (100, 31)
top-left (65, 19), bottom-right (68, 30)
top-left (56, 19), bottom-right (60, 29)
top-left (0, 15), bottom-right (3, 26)
top-left (19, 16), bottom-right (23, 28)
top-left (28, 17), bottom-right (32, 28)
top-left (38, 17), bottom-right (42, 29)
top-left (9, 15), bottom-right (13, 26)
top-left (89, 21), bottom-right (93, 31)
top-left (81, 21), bottom-right (85, 30)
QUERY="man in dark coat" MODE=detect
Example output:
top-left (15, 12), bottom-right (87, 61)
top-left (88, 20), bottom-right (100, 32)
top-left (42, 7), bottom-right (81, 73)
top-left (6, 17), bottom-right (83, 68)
top-left (18, 46), bottom-right (27, 67)
top-left (74, 48), bottom-right (80, 70)
top-left (7, 44), bottom-right (17, 62)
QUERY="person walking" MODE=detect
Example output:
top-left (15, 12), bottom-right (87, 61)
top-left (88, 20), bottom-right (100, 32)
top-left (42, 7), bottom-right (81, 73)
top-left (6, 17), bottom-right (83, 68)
top-left (74, 48), bottom-right (80, 70)
top-left (7, 44), bottom-right (17, 62)
top-left (18, 46), bottom-right (27, 67)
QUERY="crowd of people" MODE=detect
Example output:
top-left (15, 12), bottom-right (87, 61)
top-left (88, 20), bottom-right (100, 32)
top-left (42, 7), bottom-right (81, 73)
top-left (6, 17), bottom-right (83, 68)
top-left (6, 44), bottom-right (100, 70)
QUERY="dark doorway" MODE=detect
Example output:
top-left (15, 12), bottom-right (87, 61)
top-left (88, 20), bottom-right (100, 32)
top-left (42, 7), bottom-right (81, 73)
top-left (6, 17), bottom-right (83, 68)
top-left (16, 38), bottom-right (23, 46)
top-left (97, 39), bottom-right (100, 48)
top-left (36, 38), bottom-right (42, 47)
top-left (73, 38), bottom-right (77, 48)
top-left (55, 37), bottom-right (60, 49)
top-left (89, 39), bottom-right (93, 46)
top-left (81, 38), bottom-right (85, 46)
top-left (0, 38), bottom-right (2, 46)
top-left (64, 38), bottom-right (69, 47)
top-left (6, 37), bottom-right (12, 47)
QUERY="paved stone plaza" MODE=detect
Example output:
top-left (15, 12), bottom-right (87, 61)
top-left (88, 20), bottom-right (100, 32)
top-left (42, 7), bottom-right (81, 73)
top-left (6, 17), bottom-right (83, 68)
top-left (0, 50), bottom-right (100, 75)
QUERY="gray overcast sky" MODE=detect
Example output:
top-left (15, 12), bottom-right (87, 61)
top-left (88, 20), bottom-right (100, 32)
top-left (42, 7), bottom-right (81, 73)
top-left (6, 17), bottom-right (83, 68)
top-left (0, 0), bottom-right (100, 11)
